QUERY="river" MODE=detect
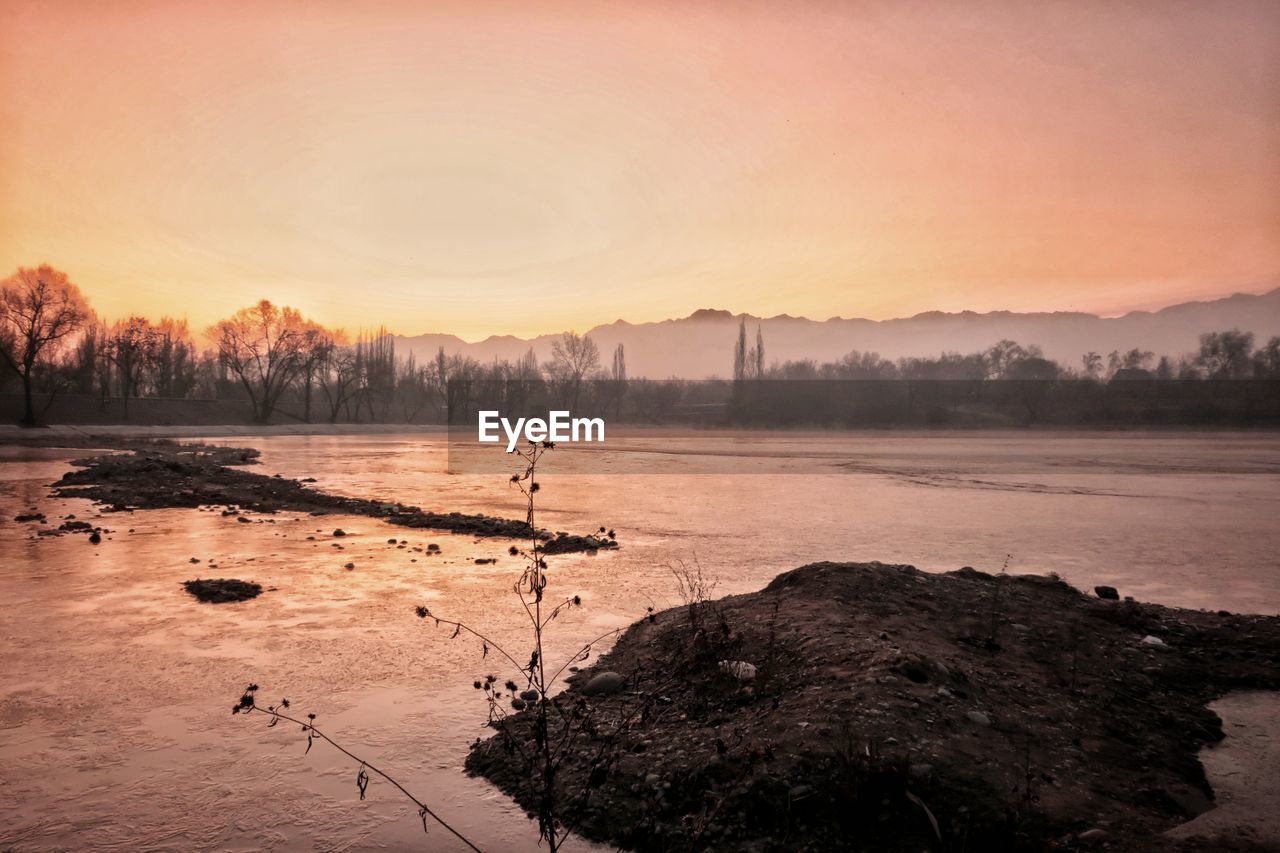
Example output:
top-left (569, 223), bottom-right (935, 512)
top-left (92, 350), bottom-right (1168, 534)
top-left (2, 430), bottom-right (1278, 850)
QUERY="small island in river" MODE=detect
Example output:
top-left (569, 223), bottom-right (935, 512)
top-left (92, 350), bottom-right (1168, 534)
top-left (467, 561), bottom-right (1280, 852)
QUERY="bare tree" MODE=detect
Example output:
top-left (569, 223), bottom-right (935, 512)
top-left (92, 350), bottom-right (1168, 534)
top-left (1081, 351), bottom-right (1103, 381)
top-left (298, 322), bottom-right (342, 423)
top-left (207, 300), bottom-right (313, 423)
top-left (106, 316), bottom-right (161, 418)
top-left (151, 317), bottom-right (198, 398)
top-left (546, 331), bottom-right (600, 410)
top-left (318, 345), bottom-right (361, 422)
top-left (0, 265), bottom-right (90, 425)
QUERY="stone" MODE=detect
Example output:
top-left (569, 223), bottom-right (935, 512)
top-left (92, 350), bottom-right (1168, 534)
top-left (333, 529), bottom-right (346, 537)
top-left (1078, 828), bottom-right (1108, 842)
top-left (1140, 635), bottom-right (1165, 646)
top-left (1094, 586), bottom-right (1120, 600)
top-left (966, 710), bottom-right (992, 726)
top-left (183, 578), bottom-right (262, 603)
top-left (582, 671), bottom-right (626, 696)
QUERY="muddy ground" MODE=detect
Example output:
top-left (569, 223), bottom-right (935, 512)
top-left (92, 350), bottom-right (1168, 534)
top-left (467, 561), bottom-right (1280, 852)
top-left (36, 440), bottom-right (614, 554)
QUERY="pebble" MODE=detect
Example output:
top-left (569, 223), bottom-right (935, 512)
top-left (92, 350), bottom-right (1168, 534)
top-left (966, 710), bottom-right (992, 726)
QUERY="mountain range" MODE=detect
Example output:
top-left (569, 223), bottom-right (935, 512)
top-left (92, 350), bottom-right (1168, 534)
top-left (394, 287), bottom-right (1280, 379)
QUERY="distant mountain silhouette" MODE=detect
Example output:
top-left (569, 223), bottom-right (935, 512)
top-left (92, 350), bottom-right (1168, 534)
top-left (394, 287), bottom-right (1280, 378)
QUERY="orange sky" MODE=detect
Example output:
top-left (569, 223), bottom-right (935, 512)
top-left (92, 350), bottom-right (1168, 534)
top-left (2, 0), bottom-right (1278, 340)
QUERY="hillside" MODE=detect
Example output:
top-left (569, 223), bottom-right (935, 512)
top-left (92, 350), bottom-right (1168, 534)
top-left (394, 287), bottom-right (1280, 378)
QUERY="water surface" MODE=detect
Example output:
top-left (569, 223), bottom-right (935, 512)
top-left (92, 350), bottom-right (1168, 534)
top-left (2, 431), bottom-right (1278, 850)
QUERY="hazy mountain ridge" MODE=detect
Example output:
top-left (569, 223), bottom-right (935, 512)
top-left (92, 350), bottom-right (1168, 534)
top-left (394, 287), bottom-right (1280, 378)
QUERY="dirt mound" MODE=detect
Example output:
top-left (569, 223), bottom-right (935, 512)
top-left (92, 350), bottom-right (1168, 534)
top-left (466, 562), bottom-right (1280, 852)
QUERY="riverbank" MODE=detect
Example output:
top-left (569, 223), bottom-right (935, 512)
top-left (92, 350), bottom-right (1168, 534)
top-left (467, 561), bottom-right (1280, 851)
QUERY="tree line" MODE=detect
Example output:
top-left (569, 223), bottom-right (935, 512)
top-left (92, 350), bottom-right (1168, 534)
top-left (2, 264), bottom-right (1277, 427)
top-left (729, 318), bottom-right (1280, 383)
top-left (0, 264), bottom-right (625, 426)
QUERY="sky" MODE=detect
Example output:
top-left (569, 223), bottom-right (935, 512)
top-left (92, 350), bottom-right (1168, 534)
top-left (1, 0), bottom-right (1278, 340)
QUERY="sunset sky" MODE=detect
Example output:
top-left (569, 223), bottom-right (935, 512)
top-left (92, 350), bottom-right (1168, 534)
top-left (2, 0), bottom-right (1278, 340)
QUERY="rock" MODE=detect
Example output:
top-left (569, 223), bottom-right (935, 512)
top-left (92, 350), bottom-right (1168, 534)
top-left (333, 529), bottom-right (346, 537)
top-left (344, 562), bottom-right (355, 570)
top-left (909, 763), bottom-right (934, 779)
top-left (1078, 828), bottom-right (1108, 842)
top-left (88, 531), bottom-right (102, 544)
top-left (719, 660), bottom-right (758, 681)
top-left (1094, 586), bottom-right (1120, 600)
top-left (582, 671), bottom-right (626, 696)
top-left (237, 516), bottom-right (252, 524)
top-left (427, 543), bottom-right (440, 552)
top-left (1140, 635), bottom-right (1165, 646)
top-left (183, 578), bottom-right (262, 603)
top-left (966, 710), bottom-right (992, 726)
top-left (387, 538), bottom-right (398, 544)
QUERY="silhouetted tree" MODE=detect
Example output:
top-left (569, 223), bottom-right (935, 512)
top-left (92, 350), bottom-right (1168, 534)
top-left (546, 331), bottom-right (600, 410)
top-left (732, 318), bottom-right (747, 381)
top-left (611, 343), bottom-right (626, 381)
top-left (0, 265), bottom-right (90, 425)
top-left (208, 300), bottom-right (313, 423)
top-left (1253, 337), bottom-right (1280, 379)
top-left (106, 316), bottom-right (161, 418)
top-left (1195, 330), bottom-right (1254, 378)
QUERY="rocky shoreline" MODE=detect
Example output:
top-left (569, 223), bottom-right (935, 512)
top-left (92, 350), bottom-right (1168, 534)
top-left (466, 562), bottom-right (1280, 852)
top-left (43, 440), bottom-right (616, 554)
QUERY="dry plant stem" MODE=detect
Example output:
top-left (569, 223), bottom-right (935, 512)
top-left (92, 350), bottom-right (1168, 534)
top-left (240, 701), bottom-right (482, 853)
top-left (233, 440), bottom-right (617, 852)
